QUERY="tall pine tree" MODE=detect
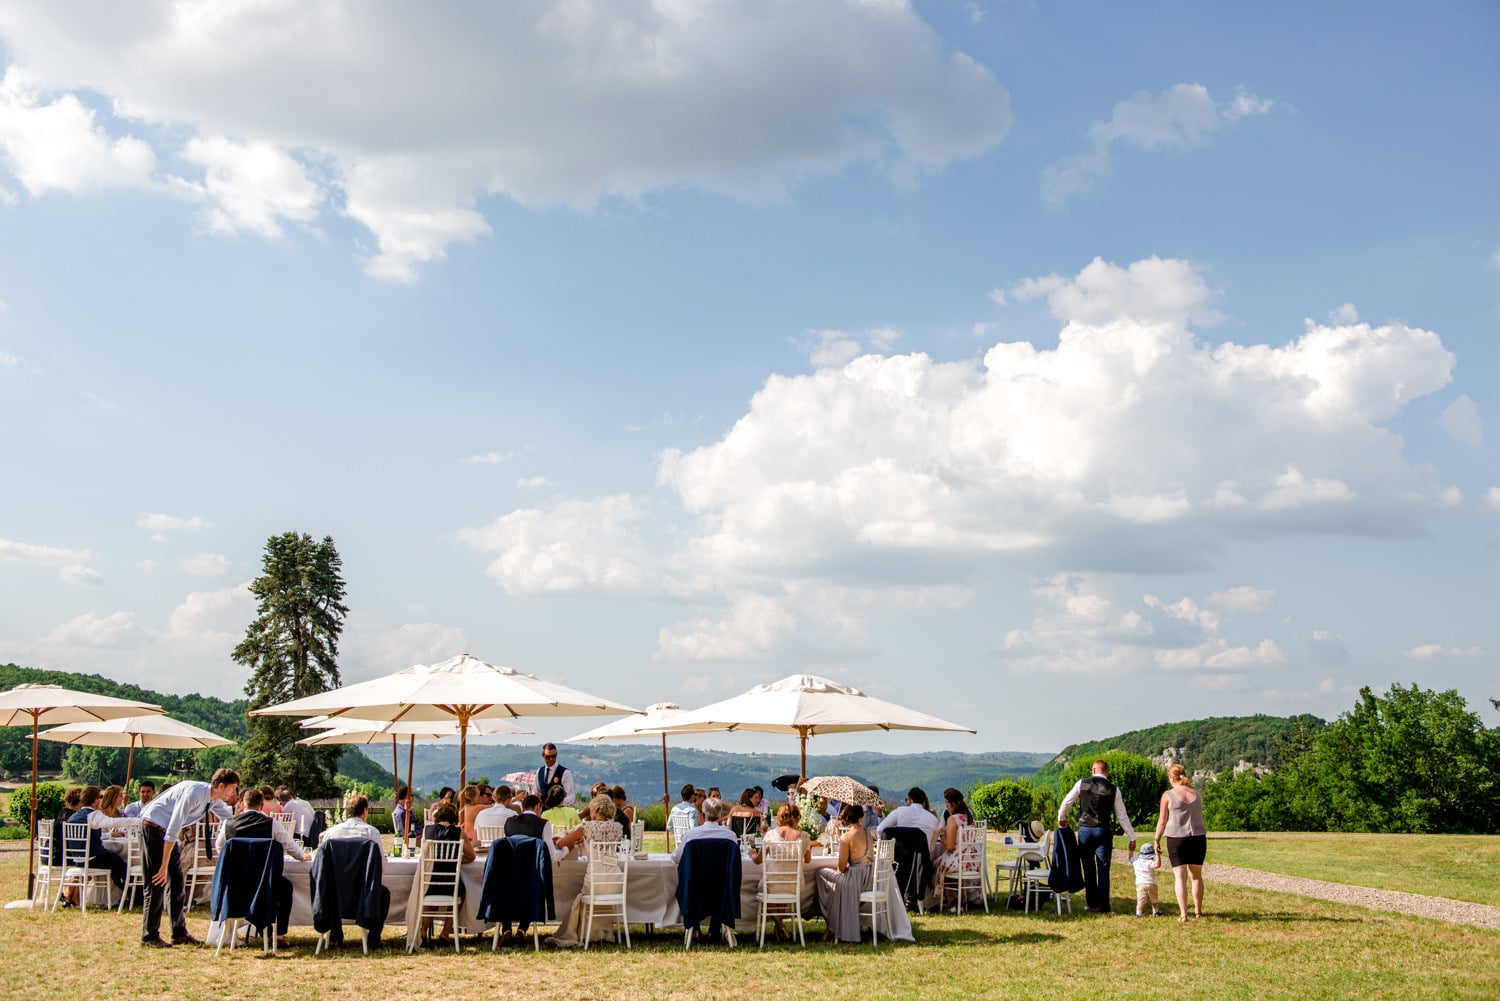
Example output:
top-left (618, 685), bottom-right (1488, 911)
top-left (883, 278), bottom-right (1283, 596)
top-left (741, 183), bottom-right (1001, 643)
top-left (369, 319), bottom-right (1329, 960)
top-left (235, 532), bottom-right (348, 797)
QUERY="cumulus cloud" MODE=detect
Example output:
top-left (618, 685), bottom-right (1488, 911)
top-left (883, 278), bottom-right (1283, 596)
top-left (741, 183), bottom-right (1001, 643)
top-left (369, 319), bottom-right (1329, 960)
top-left (656, 593), bottom-right (799, 662)
top-left (137, 512), bottom-right (212, 532)
top-left (0, 2), bottom-right (1011, 279)
top-left (41, 610), bottom-right (143, 649)
top-left (181, 552), bottom-right (231, 577)
top-left (0, 536), bottom-right (92, 565)
top-left (60, 564), bottom-right (104, 586)
top-left (1329, 303), bottom-right (1359, 324)
top-left (1, 349), bottom-right (20, 368)
top-left (1486, 487), bottom-right (1500, 511)
top-left (1208, 586), bottom-right (1274, 613)
top-left (1042, 83), bottom-right (1273, 206)
top-left (1439, 394), bottom-right (1482, 446)
top-left (341, 614), bottom-right (467, 679)
top-left (1404, 643), bottom-right (1484, 660)
top-left (516, 476), bottom-right (555, 489)
top-left (458, 451), bottom-right (513, 466)
top-left (797, 327), bottom-right (904, 369)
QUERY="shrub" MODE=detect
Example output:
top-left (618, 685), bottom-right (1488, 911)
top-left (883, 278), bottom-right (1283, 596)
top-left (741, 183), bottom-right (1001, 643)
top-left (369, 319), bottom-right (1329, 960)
top-left (1058, 751), bottom-right (1168, 828)
top-left (969, 779), bottom-right (1034, 830)
top-left (7, 781), bottom-right (66, 830)
top-left (637, 802), bottom-right (666, 832)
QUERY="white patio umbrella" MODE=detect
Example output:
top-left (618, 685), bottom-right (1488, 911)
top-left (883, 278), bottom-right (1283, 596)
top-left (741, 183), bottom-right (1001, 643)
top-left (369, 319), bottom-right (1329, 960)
top-left (252, 653), bottom-right (637, 787)
top-left (653, 674), bottom-right (975, 781)
top-left (296, 715), bottom-right (534, 838)
top-left (37, 714), bottom-right (234, 794)
top-left (0, 684), bottom-right (165, 899)
top-left (566, 702), bottom-right (686, 808)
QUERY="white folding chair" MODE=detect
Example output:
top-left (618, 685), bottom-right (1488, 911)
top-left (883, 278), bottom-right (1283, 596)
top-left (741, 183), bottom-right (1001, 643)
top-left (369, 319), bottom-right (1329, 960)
top-left (409, 838), bottom-right (464, 953)
top-left (117, 822), bottom-right (145, 913)
top-left (756, 839), bottom-right (805, 948)
top-left (1023, 830), bottom-right (1072, 915)
top-left (273, 813), bottom-right (297, 839)
top-left (666, 813), bottom-right (692, 851)
top-left (56, 821), bottom-right (113, 913)
top-left (32, 822), bottom-right (57, 909)
top-left (939, 821), bottom-right (989, 914)
top-left (580, 841), bottom-right (630, 950)
top-left (475, 825), bottom-right (506, 849)
top-left (859, 838), bottom-right (896, 947)
top-left (997, 830), bottom-right (1048, 900)
top-left (185, 819), bottom-right (218, 909)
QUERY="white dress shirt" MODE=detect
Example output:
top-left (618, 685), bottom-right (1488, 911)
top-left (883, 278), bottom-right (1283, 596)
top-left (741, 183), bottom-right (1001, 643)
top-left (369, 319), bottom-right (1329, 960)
top-left (319, 817), bottom-right (384, 850)
top-left (876, 803), bottom-right (942, 838)
top-left (539, 764), bottom-right (575, 799)
top-left (1058, 778), bottom-right (1136, 840)
top-left (473, 803), bottom-right (520, 830)
top-left (671, 820), bottom-right (740, 863)
top-left (140, 781), bottom-right (234, 843)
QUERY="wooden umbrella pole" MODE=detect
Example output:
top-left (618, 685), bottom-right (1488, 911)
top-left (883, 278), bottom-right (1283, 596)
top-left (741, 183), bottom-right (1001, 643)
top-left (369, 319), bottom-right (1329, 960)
top-left (458, 710), bottom-right (471, 789)
top-left (661, 733), bottom-right (670, 808)
top-left (124, 736), bottom-right (136, 796)
top-left (403, 735), bottom-right (415, 843)
top-left (27, 713), bottom-right (38, 898)
top-left (390, 735), bottom-right (399, 803)
top-left (799, 726), bottom-right (808, 787)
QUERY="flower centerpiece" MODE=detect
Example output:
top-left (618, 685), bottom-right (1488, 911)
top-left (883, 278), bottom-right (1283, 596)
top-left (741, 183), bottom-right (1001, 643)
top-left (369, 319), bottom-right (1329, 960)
top-left (795, 790), bottom-right (826, 840)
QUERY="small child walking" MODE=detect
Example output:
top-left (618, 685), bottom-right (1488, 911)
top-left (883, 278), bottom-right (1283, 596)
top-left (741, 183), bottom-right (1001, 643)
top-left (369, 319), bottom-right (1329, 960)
top-left (1132, 842), bottom-right (1163, 917)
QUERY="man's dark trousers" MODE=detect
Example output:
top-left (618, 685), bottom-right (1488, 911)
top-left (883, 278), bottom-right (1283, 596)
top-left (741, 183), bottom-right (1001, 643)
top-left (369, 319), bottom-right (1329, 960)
top-left (1076, 825), bottom-right (1113, 912)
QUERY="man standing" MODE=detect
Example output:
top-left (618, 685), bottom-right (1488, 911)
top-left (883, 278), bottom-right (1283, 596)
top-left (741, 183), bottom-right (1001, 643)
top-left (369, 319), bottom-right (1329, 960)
top-left (320, 795), bottom-right (384, 850)
top-left (138, 767), bottom-right (240, 947)
top-left (123, 781), bottom-right (156, 819)
top-left (536, 743), bottom-right (573, 804)
top-left (1058, 760), bottom-right (1136, 914)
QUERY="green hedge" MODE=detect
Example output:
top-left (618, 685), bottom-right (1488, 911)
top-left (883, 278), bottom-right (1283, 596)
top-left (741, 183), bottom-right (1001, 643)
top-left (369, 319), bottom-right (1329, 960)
top-left (7, 782), bottom-right (66, 830)
top-left (637, 802), bottom-right (666, 832)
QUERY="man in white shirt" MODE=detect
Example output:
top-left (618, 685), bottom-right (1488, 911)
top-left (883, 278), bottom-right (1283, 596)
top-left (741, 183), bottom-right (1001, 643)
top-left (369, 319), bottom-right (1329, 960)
top-left (216, 787), bottom-right (308, 861)
top-left (138, 768), bottom-right (239, 947)
top-left (319, 794), bottom-right (384, 850)
top-left (668, 784), bottom-right (700, 833)
top-left (876, 787), bottom-right (943, 841)
top-left (537, 743), bottom-right (574, 804)
top-left (275, 786), bottom-right (316, 841)
top-left (122, 780), bottom-right (155, 819)
top-left (473, 784), bottom-right (520, 833)
top-left (1057, 759), bottom-right (1136, 914)
top-left (671, 797), bottom-right (739, 862)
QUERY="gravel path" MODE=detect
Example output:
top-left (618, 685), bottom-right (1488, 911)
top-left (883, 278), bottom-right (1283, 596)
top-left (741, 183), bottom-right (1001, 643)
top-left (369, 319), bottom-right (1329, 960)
top-left (1112, 849), bottom-right (1500, 931)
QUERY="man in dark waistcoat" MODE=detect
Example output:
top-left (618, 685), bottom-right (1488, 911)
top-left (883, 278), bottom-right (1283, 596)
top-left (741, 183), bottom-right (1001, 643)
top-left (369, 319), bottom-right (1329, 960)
top-left (1057, 759), bottom-right (1137, 913)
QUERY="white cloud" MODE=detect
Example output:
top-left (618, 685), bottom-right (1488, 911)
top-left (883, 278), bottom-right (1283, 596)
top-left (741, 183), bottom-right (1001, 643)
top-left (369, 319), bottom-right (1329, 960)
top-left (1208, 586), bottom-right (1274, 613)
top-left (179, 135), bottom-right (321, 238)
top-left (1329, 303), bottom-right (1359, 324)
top-left (1042, 83), bottom-right (1273, 205)
top-left (458, 494), bottom-right (676, 597)
top-left (158, 582), bottom-right (253, 661)
top-left (1486, 487), bottom-right (1500, 511)
top-left (1435, 486), bottom-right (1464, 509)
top-left (0, 67), bottom-right (158, 195)
top-left (516, 476), bottom-right (555, 489)
top-left (0, 2), bottom-right (1011, 280)
top-left (137, 512), bottom-right (212, 532)
top-left (458, 451), bottom-right (513, 466)
top-left (0, 349), bottom-right (20, 368)
top-left (1306, 630), bottom-right (1351, 667)
top-left (1190, 673), bottom-right (1245, 691)
top-left (342, 615), bottom-right (467, 679)
top-left (1404, 643), bottom-right (1484, 660)
top-left (42, 610), bottom-right (143, 649)
top-left (59, 564), bottom-right (104, 586)
top-left (181, 552), bottom-right (231, 577)
top-left (1439, 394), bottom-right (1482, 446)
top-left (656, 593), bottom-right (798, 662)
top-left (797, 327), bottom-right (904, 369)
top-left (0, 536), bottom-right (91, 565)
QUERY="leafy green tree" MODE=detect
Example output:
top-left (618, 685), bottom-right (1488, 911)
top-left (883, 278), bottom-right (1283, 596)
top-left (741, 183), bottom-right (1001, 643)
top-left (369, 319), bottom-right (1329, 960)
top-left (1284, 684), bottom-right (1499, 833)
top-left (1058, 751), bottom-right (1168, 827)
top-left (234, 532), bottom-right (349, 798)
top-left (969, 778), bottom-right (1035, 829)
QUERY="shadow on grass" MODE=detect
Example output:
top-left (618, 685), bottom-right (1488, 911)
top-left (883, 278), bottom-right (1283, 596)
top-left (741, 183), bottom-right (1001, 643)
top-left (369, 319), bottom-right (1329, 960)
top-left (1177, 910), bottom-right (1365, 925)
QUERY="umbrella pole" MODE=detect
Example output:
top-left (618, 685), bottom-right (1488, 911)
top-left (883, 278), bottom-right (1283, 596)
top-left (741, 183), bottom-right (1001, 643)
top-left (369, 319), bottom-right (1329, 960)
top-left (124, 736), bottom-right (136, 795)
top-left (404, 736), bottom-right (415, 843)
top-left (391, 735), bottom-right (399, 802)
top-left (661, 734), bottom-right (669, 808)
top-left (27, 713), bottom-right (38, 900)
top-left (457, 710), bottom-right (472, 789)
top-left (799, 726), bottom-right (808, 786)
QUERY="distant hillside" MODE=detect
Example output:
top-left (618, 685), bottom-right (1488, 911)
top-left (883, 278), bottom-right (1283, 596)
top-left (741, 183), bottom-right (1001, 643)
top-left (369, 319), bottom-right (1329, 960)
top-left (388, 741), bottom-right (1051, 799)
top-left (0, 663), bottom-right (385, 786)
top-left (1032, 713), bottom-right (1327, 788)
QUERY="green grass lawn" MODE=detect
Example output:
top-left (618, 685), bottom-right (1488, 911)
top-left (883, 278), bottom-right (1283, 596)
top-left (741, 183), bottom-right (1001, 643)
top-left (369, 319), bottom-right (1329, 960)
top-left (1190, 833), bottom-right (1500, 906)
top-left (2, 838), bottom-right (1497, 1001)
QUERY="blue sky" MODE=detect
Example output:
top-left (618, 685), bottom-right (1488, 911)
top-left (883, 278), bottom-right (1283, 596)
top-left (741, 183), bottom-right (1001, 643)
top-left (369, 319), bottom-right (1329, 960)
top-left (1, 2), bottom-right (1496, 758)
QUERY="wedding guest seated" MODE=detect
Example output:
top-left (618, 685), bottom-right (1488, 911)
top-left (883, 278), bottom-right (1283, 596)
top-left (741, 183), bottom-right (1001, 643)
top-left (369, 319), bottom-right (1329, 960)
top-left (391, 785), bottom-right (422, 844)
top-left (474, 785), bottom-right (519, 831)
top-left (123, 781), bottom-right (155, 819)
top-left (98, 785), bottom-right (127, 820)
top-left (321, 795), bottom-right (384, 849)
top-left (541, 785), bottom-right (580, 829)
top-left (553, 794), bottom-right (623, 856)
top-left (217, 787), bottom-right (308, 861)
top-left (671, 797), bottom-right (738, 863)
top-left (61, 785), bottom-right (128, 903)
top-left (861, 787), bottom-right (884, 831)
top-left (728, 789), bottom-right (764, 836)
top-left (260, 785), bottom-right (279, 814)
top-left (276, 786), bottom-right (316, 840)
top-left (933, 787), bottom-right (981, 908)
top-left (610, 786), bottom-right (634, 839)
top-left (668, 784), bottom-right (700, 832)
top-left (458, 786), bottom-right (482, 840)
top-left (876, 787), bottom-right (942, 854)
top-left (419, 802), bottom-right (475, 944)
top-left (505, 794), bottom-right (563, 862)
top-left (750, 803), bottom-right (811, 864)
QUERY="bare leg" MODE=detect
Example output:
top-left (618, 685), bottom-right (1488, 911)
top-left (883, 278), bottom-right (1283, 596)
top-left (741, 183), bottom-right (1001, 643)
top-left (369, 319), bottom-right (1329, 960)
top-left (1173, 865), bottom-right (1190, 921)
top-left (1188, 865), bottom-right (1204, 917)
